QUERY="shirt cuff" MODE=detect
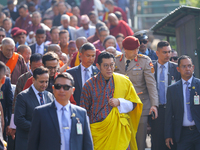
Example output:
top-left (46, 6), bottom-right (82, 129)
top-left (9, 114), bottom-right (16, 129)
top-left (117, 98), bottom-right (134, 113)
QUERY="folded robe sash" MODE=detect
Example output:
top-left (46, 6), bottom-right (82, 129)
top-left (6, 52), bottom-right (19, 74)
top-left (90, 73), bottom-right (143, 150)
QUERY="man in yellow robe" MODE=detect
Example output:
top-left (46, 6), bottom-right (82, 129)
top-left (80, 52), bottom-right (143, 150)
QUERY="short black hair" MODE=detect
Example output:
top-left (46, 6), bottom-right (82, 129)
top-left (42, 51), bottom-right (59, 66)
top-left (30, 53), bottom-right (43, 64)
top-left (157, 41), bottom-right (170, 50)
top-left (54, 72), bottom-right (74, 86)
top-left (33, 66), bottom-right (49, 79)
top-left (115, 33), bottom-right (124, 39)
top-left (88, 11), bottom-right (96, 17)
top-left (7, 1), bottom-right (13, 5)
top-left (59, 30), bottom-right (69, 36)
top-left (95, 21), bottom-right (106, 30)
top-left (98, 26), bottom-right (109, 34)
top-left (114, 11), bottom-right (122, 20)
top-left (177, 55), bottom-right (192, 67)
top-left (18, 4), bottom-right (28, 10)
top-left (36, 28), bottom-right (46, 35)
top-left (3, 10), bottom-right (10, 18)
top-left (80, 43), bottom-right (96, 53)
top-left (105, 0), bottom-right (114, 5)
top-left (97, 51), bottom-right (115, 65)
top-left (3, 18), bottom-right (11, 24)
top-left (50, 26), bottom-right (58, 34)
top-left (0, 61), bottom-right (6, 73)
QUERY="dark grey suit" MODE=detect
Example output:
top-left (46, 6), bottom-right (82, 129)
top-left (14, 86), bottom-right (54, 150)
top-left (27, 101), bottom-right (93, 150)
top-left (151, 61), bottom-right (181, 150)
top-left (29, 43), bottom-right (48, 54)
top-left (67, 64), bottom-right (99, 105)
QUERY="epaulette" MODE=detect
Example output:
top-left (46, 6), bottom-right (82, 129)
top-left (138, 54), bottom-right (148, 59)
top-left (115, 54), bottom-right (123, 62)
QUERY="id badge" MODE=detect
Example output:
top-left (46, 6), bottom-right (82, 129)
top-left (76, 123), bottom-right (83, 135)
top-left (0, 91), bottom-right (3, 99)
top-left (194, 95), bottom-right (199, 105)
top-left (171, 80), bottom-right (176, 85)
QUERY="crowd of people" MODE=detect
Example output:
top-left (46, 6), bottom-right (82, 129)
top-left (0, 0), bottom-right (199, 150)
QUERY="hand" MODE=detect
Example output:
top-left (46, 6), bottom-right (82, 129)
top-left (6, 126), bottom-right (11, 136)
top-left (149, 106), bottom-right (158, 119)
top-left (165, 138), bottom-right (173, 149)
top-left (10, 129), bottom-right (16, 140)
top-left (108, 98), bottom-right (120, 107)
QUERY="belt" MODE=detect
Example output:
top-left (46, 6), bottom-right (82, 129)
top-left (159, 104), bottom-right (166, 108)
top-left (182, 125), bottom-right (197, 130)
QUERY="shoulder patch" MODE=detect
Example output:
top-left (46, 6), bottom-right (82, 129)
top-left (149, 62), bottom-right (153, 67)
top-left (138, 54), bottom-right (148, 59)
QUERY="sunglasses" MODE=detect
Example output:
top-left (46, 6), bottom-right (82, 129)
top-left (0, 35), bottom-right (5, 38)
top-left (54, 84), bottom-right (73, 91)
top-left (139, 40), bottom-right (148, 44)
top-left (170, 56), bottom-right (178, 61)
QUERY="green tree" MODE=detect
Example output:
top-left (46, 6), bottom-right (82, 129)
top-left (180, 0), bottom-right (200, 7)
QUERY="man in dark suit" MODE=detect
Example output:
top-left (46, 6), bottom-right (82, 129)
top-left (14, 66), bottom-right (54, 150)
top-left (165, 55), bottom-right (200, 150)
top-left (29, 29), bottom-right (48, 55)
top-left (151, 41), bottom-right (181, 150)
top-left (28, 72), bottom-right (93, 150)
top-left (67, 43), bottom-right (99, 105)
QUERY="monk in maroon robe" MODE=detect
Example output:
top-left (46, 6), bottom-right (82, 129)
top-left (108, 13), bottom-right (134, 38)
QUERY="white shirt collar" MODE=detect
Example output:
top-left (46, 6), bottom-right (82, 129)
top-left (36, 42), bottom-right (44, 47)
top-left (31, 84), bottom-right (44, 95)
top-left (54, 99), bottom-right (70, 112)
top-left (157, 61), bottom-right (168, 69)
top-left (81, 63), bottom-right (92, 73)
top-left (182, 76), bottom-right (193, 86)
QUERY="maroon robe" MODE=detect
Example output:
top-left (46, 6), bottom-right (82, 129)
top-left (15, 15), bottom-right (32, 30)
top-left (110, 20), bottom-right (134, 38)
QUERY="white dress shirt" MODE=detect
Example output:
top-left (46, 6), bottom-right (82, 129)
top-left (55, 100), bottom-right (71, 150)
top-left (182, 76), bottom-right (195, 126)
top-left (36, 43), bottom-right (44, 54)
top-left (157, 62), bottom-right (168, 104)
top-left (81, 64), bottom-right (93, 87)
top-left (31, 84), bottom-right (46, 105)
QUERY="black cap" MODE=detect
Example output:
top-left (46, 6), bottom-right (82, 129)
top-left (134, 30), bottom-right (148, 40)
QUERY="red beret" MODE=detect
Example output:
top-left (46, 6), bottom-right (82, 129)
top-left (11, 27), bottom-right (20, 37)
top-left (13, 29), bottom-right (27, 37)
top-left (122, 36), bottom-right (140, 50)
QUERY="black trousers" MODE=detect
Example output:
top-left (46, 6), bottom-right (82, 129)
top-left (177, 127), bottom-right (200, 150)
top-left (151, 106), bottom-right (177, 150)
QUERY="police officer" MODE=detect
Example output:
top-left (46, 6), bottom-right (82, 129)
top-left (115, 36), bottom-right (159, 150)
top-left (134, 30), bottom-right (158, 61)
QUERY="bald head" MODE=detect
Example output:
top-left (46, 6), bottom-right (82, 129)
top-left (76, 37), bottom-right (87, 51)
top-left (48, 44), bottom-right (62, 59)
top-left (108, 13), bottom-right (118, 26)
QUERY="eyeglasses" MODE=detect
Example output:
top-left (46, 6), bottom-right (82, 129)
top-left (0, 35), bottom-right (5, 38)
top-left (103, 63), bottom-right (115, 69)
top-left (54, 84), bottom-right (73, 91)
top-left (139, 40), bottom-right (148, 44)
top-left (180, 64), bottom-right (193, 69)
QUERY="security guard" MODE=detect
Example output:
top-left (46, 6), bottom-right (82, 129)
top-left (134, 30), bottom-right (158, 61)
top-left (115, 36), bottom-right (159, 150)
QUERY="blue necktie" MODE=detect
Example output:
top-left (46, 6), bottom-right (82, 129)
top-left (159, 65), bottom-right (165, 104)
top-left (62, 107), bottom-right (70, 150)
top-left (185, 81), bottom-right (193, 122)
top-left (84, 68), bottom-right (90, 83)
top-left (38, 92), bottom-right (44, 105)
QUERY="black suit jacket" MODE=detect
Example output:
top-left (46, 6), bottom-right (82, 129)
top-left (165, 77), bottom-right (200, 142)
top-left (27, 101), bottom-right (93, 150)
top-left (14, 86), bottom-right (54, 150)
top-left (153, 61), bottom-right (181, 86)
top-left (0, 77), bottom-right (13, 138)
top-left (29, 43), bottom-right (48, 54)
top-left (67, 64), bottom-right (99, 105)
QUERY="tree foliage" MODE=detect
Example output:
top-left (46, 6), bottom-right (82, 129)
top-left (180, 0), bottom-right (200, 8)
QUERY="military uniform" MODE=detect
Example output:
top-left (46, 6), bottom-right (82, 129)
top-left (115, 53), bottom-right (159, 150)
